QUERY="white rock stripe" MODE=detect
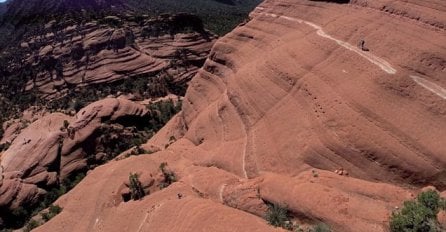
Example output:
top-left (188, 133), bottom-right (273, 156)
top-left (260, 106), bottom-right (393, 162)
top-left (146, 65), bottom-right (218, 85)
top-left (263, 13), bottom-right (397, 74)
top-left (410, 75), bottom-right (446, 100)
top-left (261, 12), bottom-right (446, 100)
top-left (137, 211), bottom-right (150, 232)
top-left (219, 184), bottom-right (227, 203)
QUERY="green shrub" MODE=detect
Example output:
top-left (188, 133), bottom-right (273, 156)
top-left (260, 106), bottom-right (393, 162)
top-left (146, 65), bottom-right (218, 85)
top-left (24, 219), bottom-right (41, 232)
top-left (265, 203), bottom-right (292, 229)
top-left (49, 204), bottom-right (62, 215)
top-left (147, 99), bottom-right (182, 131)
top-left (128, 146), bottom-right (151, 157)
top-left (417, 190), bottom-right (442, 217)
top-left (159, 162), bottom-right (177, 189)
top-left (390, 190), bottom-right (445, 232)
top-left (41, 204), bottom-right (62, 222)
top-left (129, 173), bottom-right (145, 200)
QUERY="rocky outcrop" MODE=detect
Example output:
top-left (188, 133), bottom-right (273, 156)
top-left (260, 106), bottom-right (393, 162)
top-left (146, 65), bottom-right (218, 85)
top-left (0, 98), bottom-right (149, 216)
top-left (5, 13), bottom-right (215, 99)
top-left (9, 0), bottom-right (446, 231)
top-left (1, 107), bottom-right (49, 145)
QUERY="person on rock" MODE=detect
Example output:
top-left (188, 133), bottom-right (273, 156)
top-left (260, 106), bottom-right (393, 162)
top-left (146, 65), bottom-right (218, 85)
top-left (358, 39), bottom-right (370, 52)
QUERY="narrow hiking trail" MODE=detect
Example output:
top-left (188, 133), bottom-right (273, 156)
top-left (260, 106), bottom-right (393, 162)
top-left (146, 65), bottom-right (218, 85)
top-left (258, 9), bottom-right (446, 101)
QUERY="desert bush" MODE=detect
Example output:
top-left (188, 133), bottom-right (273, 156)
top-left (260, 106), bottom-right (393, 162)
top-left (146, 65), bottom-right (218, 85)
top-left (265, 203), bottom-right (293, 230)
top-left (48, 204), bottom-right (62, 214)
top-left (128, 146), bottom-right (151, 157)
top-left (129, 173), bottom-right (145, 200)
top-left (146, 99), bottom-right (182, 131)
top-left (417, 190), bottom-right (442, 217)
top-left (159, 162), bottom-right (177, 189)
top-left (24, 219), bottom-right (41, 232)
top-left (390, 189), bottom-right (445, 232)
top-left (41, 204), bottom-right (62, 222)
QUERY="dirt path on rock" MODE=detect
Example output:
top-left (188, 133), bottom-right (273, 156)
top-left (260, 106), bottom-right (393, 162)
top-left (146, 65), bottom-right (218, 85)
top-left (262, 12), bottom-right (398, 75)
top-left (410, 75), bottom-right (446, 99)
top-left (259, 10), bottom-right (446, 101)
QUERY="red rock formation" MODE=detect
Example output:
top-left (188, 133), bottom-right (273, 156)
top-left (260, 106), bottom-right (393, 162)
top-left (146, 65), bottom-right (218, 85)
top-left (0, 98), bottom-right (149, 213)
top-left (12, 14), bottom-right (216, 99)
top-left (6, 0), bottom-right (446, 231)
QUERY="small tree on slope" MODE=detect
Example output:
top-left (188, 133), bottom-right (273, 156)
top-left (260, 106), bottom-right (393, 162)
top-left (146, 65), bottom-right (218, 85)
top-left (390, 189), bottom-right (446, 232)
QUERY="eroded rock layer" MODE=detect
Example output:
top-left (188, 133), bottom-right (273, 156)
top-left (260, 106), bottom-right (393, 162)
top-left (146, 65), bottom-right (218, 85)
top-left (11, 13), bottom-right (215, 99)
top-left (0, 98), bottom-right (150, 213)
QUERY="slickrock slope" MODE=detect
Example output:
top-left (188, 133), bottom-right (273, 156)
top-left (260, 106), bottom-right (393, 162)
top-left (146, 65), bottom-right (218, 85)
top-left (24, 0), bottom-right (446, 231)
top-left (0, 107), bottom-right (49, 145)
top-left (11, 13), bottom-right (215, 99)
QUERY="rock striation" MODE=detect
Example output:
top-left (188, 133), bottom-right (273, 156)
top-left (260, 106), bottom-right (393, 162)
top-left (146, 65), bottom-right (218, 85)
top-left (4, 0), bottom-right (446, 231)
top-left (4, 13), bottom-right (216, 99)
top-left (0, 98), bottom-right (149, 217)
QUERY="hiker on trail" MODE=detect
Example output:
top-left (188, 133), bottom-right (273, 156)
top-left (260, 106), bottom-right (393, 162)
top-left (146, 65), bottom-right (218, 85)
top-left (358, 39), bottom-right (369, 52)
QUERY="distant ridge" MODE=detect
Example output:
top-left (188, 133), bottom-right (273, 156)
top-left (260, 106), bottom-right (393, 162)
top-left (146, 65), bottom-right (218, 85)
top-left (3, 0), bottom-right (123, 24)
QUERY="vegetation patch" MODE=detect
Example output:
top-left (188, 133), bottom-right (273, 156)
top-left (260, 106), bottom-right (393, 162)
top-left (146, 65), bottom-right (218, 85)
top-left (1, 98), bottom-right (181, 230)
top-left (390, 189), bottom-right (446, 232)
top-left (264, 202), bottom-right (332, 232)
top-left (126, 0), bottom-right (262, 36)
top-left (265, 203), bottom-right (294, 230)
top-left (126, 146), bottom-right (152, 158)
top-left (41, 204), bottom-right (63, 222)
top-left (89, 99), bottom-right (181, 164)
top-left (159, 162), bottom-right (177, 189)
top-left (21, 204), bottom-right (62, 232)
top-left (129, 173), bottom-right (146, 200)
top-left (3, 173), bottom-right (81, 230)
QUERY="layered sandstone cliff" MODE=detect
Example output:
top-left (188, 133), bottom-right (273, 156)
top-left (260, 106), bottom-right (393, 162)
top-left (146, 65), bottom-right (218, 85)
top-left (6, 13), bottom-right (215, 99)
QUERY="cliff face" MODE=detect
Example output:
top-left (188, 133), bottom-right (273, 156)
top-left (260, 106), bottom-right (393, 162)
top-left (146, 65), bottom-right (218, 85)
top-left (3, 13), bottom-right (215, 100)
top-left (15, 0), bottom-right (446, 231)
top-left (184, 0), bottom-right (446, 187)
